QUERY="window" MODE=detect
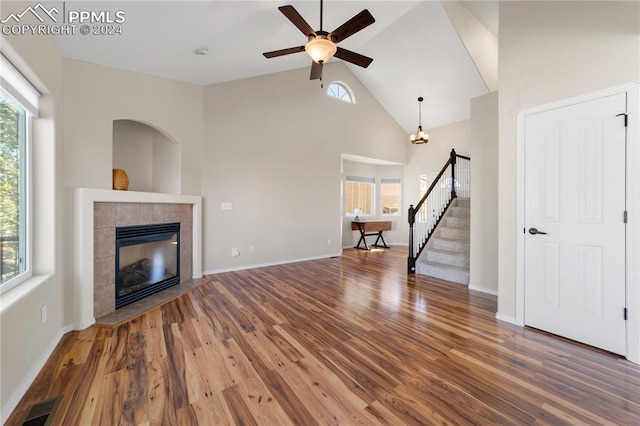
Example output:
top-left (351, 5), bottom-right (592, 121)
top-left (327, 82), bottom-right (354, 104)
top-left (0, 54), bottom-right (38, 291)
top-left (381, 177), bottom-right (401, 215)
top-left (345, 176), bottom-right (374, 216)
top-left (0, 89), bottom-right (27, 286)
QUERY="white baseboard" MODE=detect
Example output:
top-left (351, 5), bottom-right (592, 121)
top-left (1, 323), bottom-right (74, 423)
top-left (495, 312), bottom-right (518, 325)
top-left (468, 285), bottom-right (498, 296)
top-left (203, 252), bottom-right (343, 275)
top-left (71, 319), bottom-right (96, 331)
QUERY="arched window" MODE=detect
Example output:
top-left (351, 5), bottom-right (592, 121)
top-left (327, 82), bottom-right (355, 104)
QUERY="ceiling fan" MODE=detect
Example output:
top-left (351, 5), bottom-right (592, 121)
top-left (263, 0), bottom-right (375, 82)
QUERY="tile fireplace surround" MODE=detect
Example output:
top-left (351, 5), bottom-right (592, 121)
top-left (94, 202), bottom-right (192, 318)
top-left (73, 188), bottom-right (202, 329)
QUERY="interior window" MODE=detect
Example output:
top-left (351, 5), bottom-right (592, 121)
top-left (381, 177), bottom-right (401, 215)
top-left (344, 176), bottom-right (374, 216)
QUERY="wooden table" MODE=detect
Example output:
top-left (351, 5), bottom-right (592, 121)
top-left (351, 220), bottom-right (392, 250)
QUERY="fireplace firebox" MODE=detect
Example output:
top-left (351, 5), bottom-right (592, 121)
top-left (115, 222), bottom-right (180, 309)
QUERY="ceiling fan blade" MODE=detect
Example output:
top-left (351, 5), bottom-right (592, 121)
top-left (310, 61), bottom-right (323, 80)
top-left (329, 9), bottom-right (375, 43)
top-left (263, 46), bottom-right (306, 58)
top-left (334, 47), bottom-right (373, 68)
top-left (279, 5), bottom-right (316, 38)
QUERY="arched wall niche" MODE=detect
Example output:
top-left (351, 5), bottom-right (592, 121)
top-left (112, 119), bottom-right (180, 194)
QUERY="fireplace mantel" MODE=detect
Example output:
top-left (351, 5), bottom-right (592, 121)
top-left (73, 188), bottom-right (202, 329)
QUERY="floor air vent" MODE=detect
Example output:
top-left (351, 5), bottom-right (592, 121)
top-left (20, 396), bottom-right (60, 426)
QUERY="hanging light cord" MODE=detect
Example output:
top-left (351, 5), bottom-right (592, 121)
top-left (319, 0), bottom-right (325, 90)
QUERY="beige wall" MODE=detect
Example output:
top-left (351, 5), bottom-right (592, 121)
top-left (63, 60), bottom-right (204, 327)
top-left (202, 62), bottom-right (407, 272)
top-left (404, 119), bottom-right (471, 219)
top-left (498, 1), bottom-right (640, 319)
top-left (403, 100), bottom-right (498, 295)
top-left (470, 91), bottom-right (498, 294)
top-left (5, 0), bottom-right (636, 415)
top-left (113, 120), bottom-right (154, 191)
top-left (113, 120), bottom-right (180, 194)
top-left (0, 29), bottom-right (64, 417)
top-left (1, 48), bottom-right (206, 416)
top-left (63, 60), bottom-right (203, 195)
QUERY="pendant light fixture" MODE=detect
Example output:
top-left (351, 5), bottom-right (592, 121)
top-left (410, 96), bottom-right (429, 144)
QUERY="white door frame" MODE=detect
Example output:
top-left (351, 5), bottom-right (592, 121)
top-left (515, 83), bottom-right (640, 364)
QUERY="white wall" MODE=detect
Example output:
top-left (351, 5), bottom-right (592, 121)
top-left (341, 161), bottom-right (405, 248)
top-left (469, 91), bottom-right (498, 294)
top-left (0, 30), bottom-right (64, 419)
top-left (202, 62), bottom-right (407, 272)
top-left (498, 1), bottom-right (640, 319)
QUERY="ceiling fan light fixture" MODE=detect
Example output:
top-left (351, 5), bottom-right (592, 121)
top-left (305, 36), bottom-right (336, 64)
top-left (410, 97), bottom-right (429, 144)
top-left (263, 2), bottom-right (374, 81)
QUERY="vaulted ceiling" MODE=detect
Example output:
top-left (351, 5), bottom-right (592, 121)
top-left (52, 1), bottom-right (498, 133)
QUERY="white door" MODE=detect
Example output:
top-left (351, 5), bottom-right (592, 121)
top-left (524, 93), bottom-right (627, 355)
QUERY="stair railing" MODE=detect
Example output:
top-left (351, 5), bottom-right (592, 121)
top-left (408, 149), bottom-right (470, 273)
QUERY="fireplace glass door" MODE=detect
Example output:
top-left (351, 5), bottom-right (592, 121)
top-left (115, 222), bottom-right (180, 308)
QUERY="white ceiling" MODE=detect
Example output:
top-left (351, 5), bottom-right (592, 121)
top-left (52, 1), bottom-right (498, 132)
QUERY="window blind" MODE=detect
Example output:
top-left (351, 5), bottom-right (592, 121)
top-left (381, 177), bottom-right (401, 184)
top-left (346, 175), bottom-right (375, 183)
top-left (0, 53), bottom-right (40, 117)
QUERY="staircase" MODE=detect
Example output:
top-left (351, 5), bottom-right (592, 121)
top-left (407, 149), bottom-right (470, 280)
top-left (415, 198), bottom-right (470, 284)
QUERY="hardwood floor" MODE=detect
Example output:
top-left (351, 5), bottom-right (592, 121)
top-left (7, 248), bottom-right (640, 425)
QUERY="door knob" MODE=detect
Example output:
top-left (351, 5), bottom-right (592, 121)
top-left (528, 227), bottom-right (547, 235)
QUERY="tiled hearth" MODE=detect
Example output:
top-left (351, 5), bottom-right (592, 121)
top-left (93, 202), bottom-right (194, 318)
top-left (94, 277), bottom-right (206, 327)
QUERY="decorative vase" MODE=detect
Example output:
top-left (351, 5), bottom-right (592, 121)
top-left (112, 168), bottom-right (129, 190)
